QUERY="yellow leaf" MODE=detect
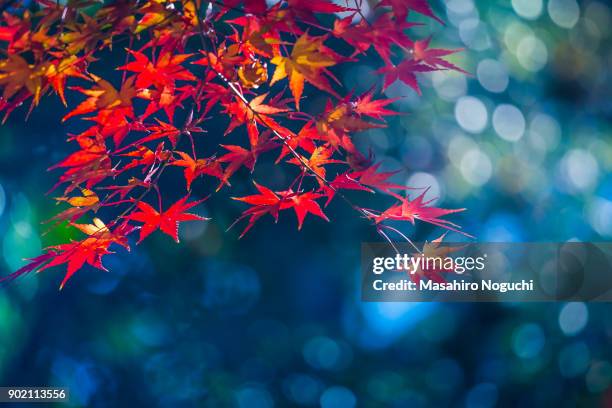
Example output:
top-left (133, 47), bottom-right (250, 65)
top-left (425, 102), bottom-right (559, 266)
top-left (0, 54), bottom-right (47, 104)
top-left (270, 33), bottom-right (340, 110)
top-left (56, 189), bottom-right (100, 208)
top-left (72, 217), bottom-right (109, 236)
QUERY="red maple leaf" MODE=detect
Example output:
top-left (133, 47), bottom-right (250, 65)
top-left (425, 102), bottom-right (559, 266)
top-left (130, 119), bottom-right (190, 148)
top-left (137, 84), bottom-right (195, 121)
top-left (224, 92), bottom-right (293, 148)
top-left (285, 0), bottom-right (350, 24)
top-left (376, 0), bottom-right (444, 24)
top-left (352, 89), bottom-right (400, 120)
top-left (120, 143), bottom-right (171, 173)
top-left (279, 190), bottom-right (329, 230)
top-left (231, 182), bottom-right (283, 237)
top-left (119, 50), bottom-right (195, 89)
top-left (379, 38), bottom-right (466, 92)
top-left (218, 136), bottom-right (277, 182)
top-left (276, 121), bottom-right (323, 162)
top-left (377, 59), bottom-right (435, 93)
top-left (287, 145), bottom-right (343, 181)
top-left (370, 189), bottom-right (469, 235)
top-left (333, 14), bottom-right (414, 64)
top-left (353, 162), bottom-right (409, 192)
top-left (125, 196), bottom-right (208, 242)
top-left (171, 151), bottom-right (225, 190)
top-left (232, 183), bottom-right (330, 235)
top-left (33, 218), bottom-right (131, 289)
top-left (322, 171), bottom-right (373, 206)
top-left (413, 38), bottom-right (466, 73)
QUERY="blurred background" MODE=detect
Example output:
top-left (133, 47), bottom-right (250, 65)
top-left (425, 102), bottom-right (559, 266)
top-left (1, 0), bottom-right (612, 406)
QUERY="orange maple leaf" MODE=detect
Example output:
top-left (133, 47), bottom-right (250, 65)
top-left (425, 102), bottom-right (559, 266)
top-left (63, 75), bottom-right (136, 121)
top-left (270, 33), bottom-right (341, 109)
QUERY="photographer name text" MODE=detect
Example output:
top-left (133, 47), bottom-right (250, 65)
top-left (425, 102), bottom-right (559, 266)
top-left (373, 279), bottom-right (534, 293)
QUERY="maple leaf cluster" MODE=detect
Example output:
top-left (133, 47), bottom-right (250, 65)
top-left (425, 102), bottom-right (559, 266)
top-left (0, 0), bottom-right (467, 288)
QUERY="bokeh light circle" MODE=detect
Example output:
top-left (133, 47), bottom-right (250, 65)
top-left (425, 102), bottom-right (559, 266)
top-left (558, 302), bottom-right (588, 336)
top-left (455, 96), bottom-right (488, 133)
top-left (477, 59), bottom-right (509, 93)
top-left (512, 0), bottom-right (543, 20)
top-left (548, 0), bottom-right (580, 29)
top-left (460, 148), bottom-right (493, 186)
top-left (517, 35), bottom-right (548, 72)
top-left (493, 104), bottom-right (525, 141)
top-left (320, 386), bottom-right (356, 408)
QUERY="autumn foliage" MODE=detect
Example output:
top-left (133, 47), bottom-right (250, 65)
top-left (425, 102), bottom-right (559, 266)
top-left (0, 0), bottom-right (467, 289)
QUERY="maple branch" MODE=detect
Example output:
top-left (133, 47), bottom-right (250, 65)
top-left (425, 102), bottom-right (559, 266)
top-left (191, 4), bottom-right (413, 245)
top-left (0, 0), bottom-right (467, 287)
